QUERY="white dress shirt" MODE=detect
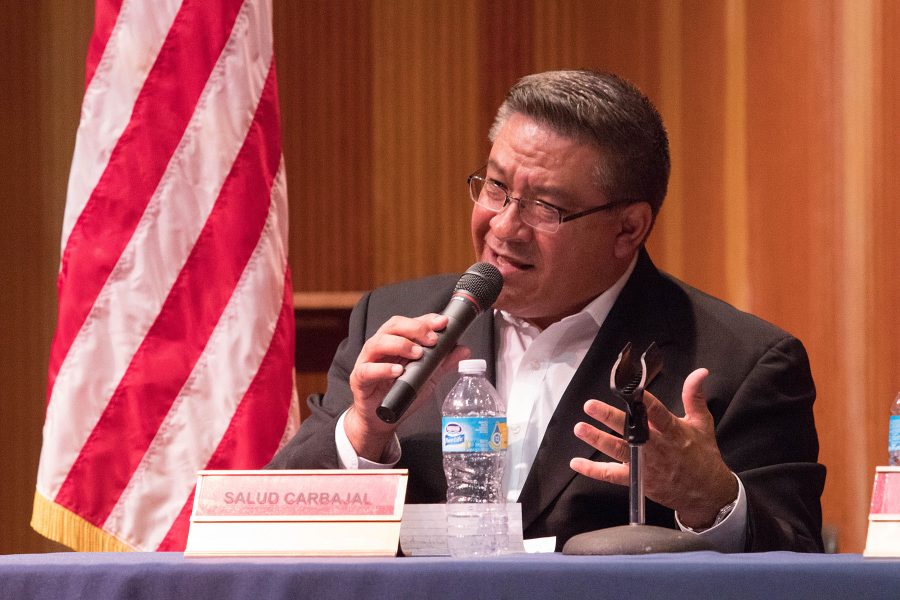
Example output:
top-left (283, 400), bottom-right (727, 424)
top-left (495, 256), bottom-right (636, 500)
top-left (335, 254), bottom-right (747, 551)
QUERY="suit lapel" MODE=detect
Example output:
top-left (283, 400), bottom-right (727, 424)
top-left (518, 250), bottom-right (676, 530)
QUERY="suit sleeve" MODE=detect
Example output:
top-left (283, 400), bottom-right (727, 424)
top-left (266, 292), bottom-right (372, 469)
top-left (713, 335), bottom-right (826, 552)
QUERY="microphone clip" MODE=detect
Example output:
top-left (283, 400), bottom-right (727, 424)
top-left (609, 342), bottom-right (663, 445)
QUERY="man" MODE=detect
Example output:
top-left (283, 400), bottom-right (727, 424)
top-left (269, 70), bottom-right (825, 552)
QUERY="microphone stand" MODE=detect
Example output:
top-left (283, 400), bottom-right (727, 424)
top-left (562, 342), bottom-right (713, 555)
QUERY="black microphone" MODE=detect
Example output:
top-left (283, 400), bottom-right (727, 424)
top-left (375, 262), bottom-right (503, 424)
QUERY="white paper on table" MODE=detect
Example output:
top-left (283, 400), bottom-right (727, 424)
top-left (523, 536), bottom-right (557, 553)
top-left (399, 503), bottom-right (526, 556)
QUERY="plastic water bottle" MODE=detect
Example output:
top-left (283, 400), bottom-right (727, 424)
top-left (890, 392), bottom-right (900, 466)
top-left (442, 359), bottom-right (507, 557)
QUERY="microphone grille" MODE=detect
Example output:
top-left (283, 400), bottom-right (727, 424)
top-left (454, 262), bottom-right (504, 309)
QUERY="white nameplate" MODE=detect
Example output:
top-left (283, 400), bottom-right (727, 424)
top-left (864, 466), bottom-right (900, 558)
top-left (184, 469), bottom-right (408, 557)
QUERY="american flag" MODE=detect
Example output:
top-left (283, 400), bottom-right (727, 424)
top-left (32, 0), bottom-right (299, 551)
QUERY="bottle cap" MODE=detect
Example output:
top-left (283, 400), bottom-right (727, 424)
top-left (458, 359), bottom-right (487, 374)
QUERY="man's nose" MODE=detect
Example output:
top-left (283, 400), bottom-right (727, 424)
top-left (490, 200), bottom-right (531, 240)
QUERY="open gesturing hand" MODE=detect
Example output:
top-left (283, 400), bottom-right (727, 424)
top-left (569, 368), bottom-right (737, 529)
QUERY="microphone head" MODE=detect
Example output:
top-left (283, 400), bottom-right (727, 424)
top-left (454, 262), bottom-right (504, 310)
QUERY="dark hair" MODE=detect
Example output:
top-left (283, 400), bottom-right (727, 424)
top-left (489, 70), bottom-right (670, 216)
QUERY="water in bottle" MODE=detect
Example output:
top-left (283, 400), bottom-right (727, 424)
top-left (442, 359), bottom-right (507, 557)
top-left (889, 392), bottom-right (900, 466)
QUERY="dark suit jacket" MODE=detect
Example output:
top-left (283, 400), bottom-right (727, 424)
top-left (269, 250), bottom-right (825, 552)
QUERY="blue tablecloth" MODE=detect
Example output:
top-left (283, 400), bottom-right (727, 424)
top-left (1, 551), bottom-right (898, 600)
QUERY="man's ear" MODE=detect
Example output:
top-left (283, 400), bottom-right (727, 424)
top-left (613, 202), bottom-right (653, 259)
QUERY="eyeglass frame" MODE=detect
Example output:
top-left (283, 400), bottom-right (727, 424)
top-left (466, 165), bottom-right (635, 233)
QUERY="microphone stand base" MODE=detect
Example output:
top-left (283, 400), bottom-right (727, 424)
top-left (562, 524), bottom-right (714, 555)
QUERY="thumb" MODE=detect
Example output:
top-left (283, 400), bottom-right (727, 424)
top-left (682, 368), bottom-right (711, 425)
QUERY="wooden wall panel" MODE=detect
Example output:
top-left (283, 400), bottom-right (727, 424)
top-left (0, 0), bottom-right (46, 556)
top-left (836, 0), bottom-right (876, 550)
top-left (870, 0), bottom-right (900, 525)
top-left (274, 1), bottom-right (374, 291)
top-left (875, 2), bottom-right (900, 405)
top-left (531, 0), bottom-right (661, 92)
top-left (744, 0), bottom-right (851, 547)
top-left (671, 1), bottom-right (730, 301)
top-left (370, 0), bottom-right (483, 284)
top-left (721, 0), bottom-right (751, 309)
top-left (480, 0), bottom-right (535, 140)
top-left (653, 1), bottom-right (686, 276)
top-left (0, 0), bottom-right (93, 554)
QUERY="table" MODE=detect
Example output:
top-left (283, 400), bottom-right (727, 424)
top-left (1, 551), bottom-right (898, 600)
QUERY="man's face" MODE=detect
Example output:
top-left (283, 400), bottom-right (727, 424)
top-left (471, 112), bottom-right (631, 329)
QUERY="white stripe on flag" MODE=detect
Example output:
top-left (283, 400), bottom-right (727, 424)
top-left (37, 0), bottom-right (273, 500)
top-left (104, 162), bottom-right (288, 549)
top-left (61, 0), bottom-right (183, 253)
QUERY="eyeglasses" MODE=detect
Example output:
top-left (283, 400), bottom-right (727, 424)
top-left (467, 166), bottom-right (630, 233)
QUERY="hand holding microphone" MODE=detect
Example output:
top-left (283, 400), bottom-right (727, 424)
top-left (375, 262), bottom-right (503, 423)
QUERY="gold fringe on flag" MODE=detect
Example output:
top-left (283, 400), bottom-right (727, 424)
top-left (31, 491), bottom-right (134, 552)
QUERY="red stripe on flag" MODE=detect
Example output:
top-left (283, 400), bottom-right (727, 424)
top-left (84, 0), bottom-right (124, 89)
top-left (47, 0), bottom-right (245, 402)
top-left (54, 63), bottom-right (284, 527)
top-left (156, 270), bottom-right (295, 551)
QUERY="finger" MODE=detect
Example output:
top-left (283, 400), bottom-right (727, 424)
top-left (573, 421), bottom-right (630, 463)
top-left (681, 368), bottom-right (711, 422)
top-left (569, 457), bottom-right (629, 487)
top-left (642, 389), bottom-right (679, 434)
top-left (350, 361), bottom-right (403, 388)
top-left (417, 313), bottom-right (451, 342)
top-left (378, 314), bottom-right (448, 347)
top-left (360, 332), bottom-right (427, 364)
top-left (582, 399), bottom-right (626, 435)
top-left (424, 313), bottom-right (450, 332)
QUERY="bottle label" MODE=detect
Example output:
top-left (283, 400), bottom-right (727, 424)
top-left (890, 416), bottom-right (900, 452)
top-left (442, 416), bottom-right (507, 453)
